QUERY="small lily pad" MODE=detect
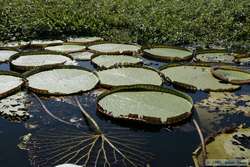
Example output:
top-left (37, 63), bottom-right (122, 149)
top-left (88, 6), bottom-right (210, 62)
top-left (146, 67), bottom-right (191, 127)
top-left (193, 126), bottom-right (250, 167)
top-left (0, 92), bottom-right (29, 122)
top-left (88, 43), bottom-right (141, 54)
top-left (211, 66), bottom-right (250, 84)
top-left (195, 50), bottom-right (235, 63)
top-left (160, 64), bottom-right (239, 91)
top-left (143, 47), bottom-right (192, 62)
top-left (69, 51), bottom-right (94, 61)
top-left (0, 71), bottom-right (24, 99)
top-left (45, 44), bottom-right (86, 53)
top-left (25, 66), bottom-right (99, 95)
top-left (66, 37), bottom-right (103, 44)
top-left (97, 66), bottom-right (163, 87)
top-left (10, 51), bottom-right (73, 72)
top-left (91, 55), bottom-right (143, 68)
top-left (97, 85), bottom-right (193, 125)
top-left (0, 48), bottom-right (18, 63)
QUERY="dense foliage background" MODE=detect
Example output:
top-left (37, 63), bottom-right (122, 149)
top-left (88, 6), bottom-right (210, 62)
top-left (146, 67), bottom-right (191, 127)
top-left (0, 0), bottom-right (249, 50)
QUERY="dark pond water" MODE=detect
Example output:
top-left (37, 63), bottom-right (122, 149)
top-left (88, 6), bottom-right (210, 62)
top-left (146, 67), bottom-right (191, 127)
top-left (0, 49), bottom-right (250, 167)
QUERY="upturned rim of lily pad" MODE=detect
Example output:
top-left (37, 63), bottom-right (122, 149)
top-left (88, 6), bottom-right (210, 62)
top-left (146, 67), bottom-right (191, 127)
top-left (9, 51), bottom-right (73, 72)
top-left (97, 64), bottom-right (165, 88)
top-left (211, 66), bottom-right (250, 84)
top-left (23, 65), bottom-right (99, 96)
top-left (97, 84), bottom-right (193, 125)
top-left (159, 63), bottom-right (240, 92)
top-left (192, 125), bottom-right (248, 167)
top-left (142, 45), bottom-right (193, 62)
top-left (0, 70), bottom-right (25, 99)
top-left (91, 54), bottom-right (143, 69)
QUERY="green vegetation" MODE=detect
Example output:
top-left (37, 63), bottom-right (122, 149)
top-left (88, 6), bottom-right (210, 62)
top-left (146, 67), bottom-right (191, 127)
top-left (0, 0), bottom-right (249, 50)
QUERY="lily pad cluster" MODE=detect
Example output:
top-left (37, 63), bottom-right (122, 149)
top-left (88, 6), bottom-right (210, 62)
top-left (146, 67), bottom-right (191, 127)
top-left (0, 92), bottom-right (29, 122)
top-left (160, 64), bottom-right (239, 91)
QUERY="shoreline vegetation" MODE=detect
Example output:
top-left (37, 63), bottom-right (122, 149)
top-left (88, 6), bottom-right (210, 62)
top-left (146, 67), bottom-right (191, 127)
top-left (0, 0), bottom-right (249, 52)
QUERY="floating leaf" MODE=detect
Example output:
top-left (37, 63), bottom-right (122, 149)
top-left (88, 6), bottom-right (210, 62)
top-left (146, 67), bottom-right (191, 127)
top-left (97, 66), bottom-right (163, 87)
top-left (0, 41), bottom-right (30, 48)
top-left (195, 50), bottom-right (235, 63)
top-left (30, 40), bottom-right (63, 47)
top-left (160, 64), bottom-right (239, 91)
top-left (0, 48), bottom-right (18, 63)
top-left (97, 85), bottom-right (193, 125)
top-left (69, 51), bottom-right (94, 61)
top-left (10, 51), bottom-right (73, 72)
top-left (88, 43), bottom-right (141, 54)
top-left (0, 71), bottom-right (24, 99)
top-left (66, 37), bottom-right (103, 44)
top-left (211, 66), bottom-right (250, 84)
top-left (91, 55), bottom-right (143, 68)
top-left (0, 92), bottom-right (29, 122)
top-left (45, 44), bottom-right (86, 54)
top-left (235, 57), bottom-right (250, 65)
top-left (25, 66), bottom-right (99, 95)
top-left (143, 47), bottom-right (192, 62)
top-left (193, 126), bottom-right (250, 167)
top-left (18, 133), bottom-right (32, 150)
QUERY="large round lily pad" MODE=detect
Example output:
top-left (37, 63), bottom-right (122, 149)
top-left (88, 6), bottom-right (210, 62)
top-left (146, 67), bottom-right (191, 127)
top-left (195, 50), bottom-right (235, 63)
top-left (235, 57), bottom-right (250, 65)
top-left (66, 37), bottom-right (103, 44)
top-left (91, 55), bottom-right (143, 68)
top-left (25, 66), bottom-right (99, 95)
top-left (97, 85), bottom-right (193, 125)
top-left (0, 48), bottom-right (18, 63)
top-left (143, 47), bottom-right (192, 62)
top-left (45, 44), bottom-right (86, 53)
top-left (69, 51), bottom-right (94, 61)
top-left (211, 66), bottom-right (250, 84)
top-left (88, 43), bottom-right (141, 54)
top-left (0, 71), bottom-right (24, 99)
top-left (193, 126), bottom-right (250, 167)
top-left (97, 66), bottom-right (163, 87)
top-left (10, 51), bottom-right (73, 72)
top-left (30, 40), bottom-right (63, 47)
top-left (160, 64), bottom-right (239, 91)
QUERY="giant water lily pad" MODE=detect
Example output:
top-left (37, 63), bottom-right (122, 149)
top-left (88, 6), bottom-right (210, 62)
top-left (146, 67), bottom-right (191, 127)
top-left (0, 48), bottom-right (18, 63)
top-left (211, 66), bottom-right (250, 84)
top-left (45, 44), bottom-right (86, 53)
top-left (10, 51), bottom-right (73, 71)
top-left (235, 57), bottom-right (250, 65)
top-left (0, 92), bottom-right (29, 122)
top-left (30, 40), bottom-right (63, 47)
top-left (193, 126), bottom-right (250, 167)
top-left (0, 41), bottom-right (30, 48)
top-left (160, 64), bottom-right (239, 91)
top-left (69, 51), bottom-right (94, 61)
top-left (25, 66), bottom-right (99, 95)
top-left (66, 37), bottom-right (103, 44)
top-left (91, 55), bottom-right (143, 68)
top-left (195, 51), bottom-right (235, 63)
top-left (143, 47), bottom-right (192, 61)
top-left (88, 43), bottom-right (141, 54)
top-left (97, 85), bottom-right (193, 125)
top-left (97, 66), bottom-right (163, 87)
top-left (0, 71), bottom-right (24, 99)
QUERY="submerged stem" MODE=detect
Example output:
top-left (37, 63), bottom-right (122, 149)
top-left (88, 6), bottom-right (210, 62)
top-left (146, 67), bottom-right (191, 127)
top-left (32, 93), bottom-right (74, 126)
top-left (192, 118), bottom-right (206, 166)
top-left (74, 96), bottom-right (102, 133)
